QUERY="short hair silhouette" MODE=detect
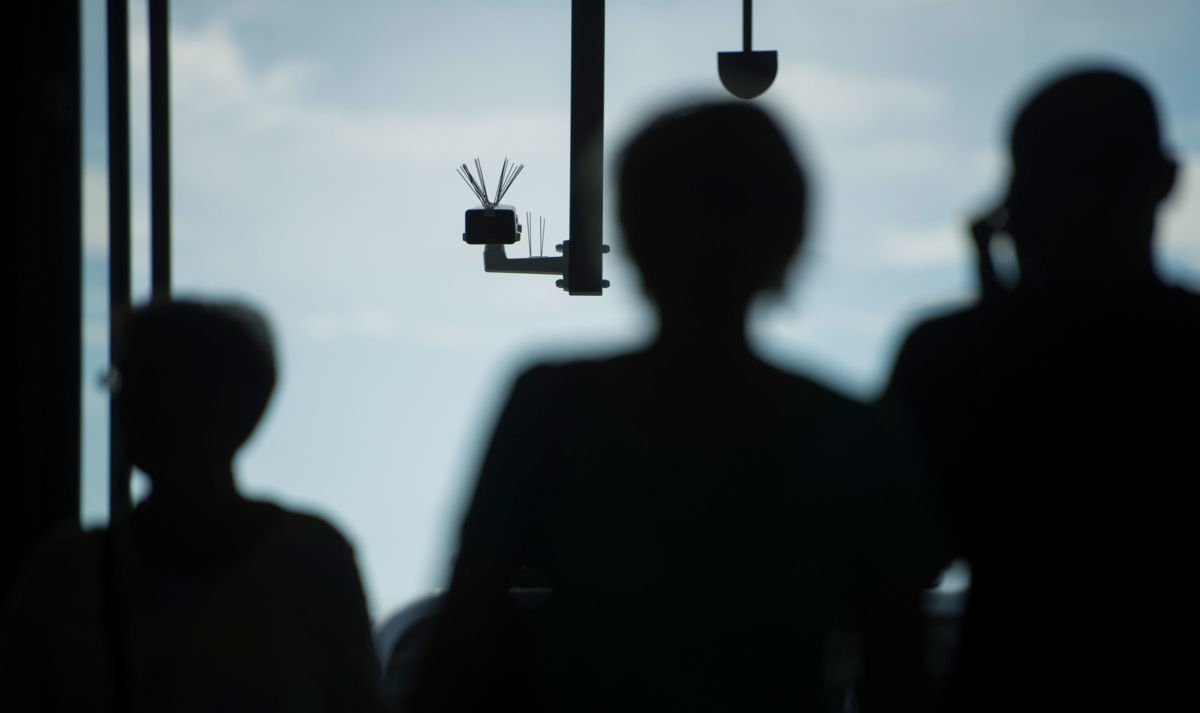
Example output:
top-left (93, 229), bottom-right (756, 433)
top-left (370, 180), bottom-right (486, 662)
top-left (3, 297), bottom-right (385, 711)
top-left (618, 101), bottom-right (807, 305)
top-left (411, 100), bottom-right (945, 713)
top-left (1002, 67), bottom-right (1177, 273)
top-left (117, 299), bottom-right (276, 474)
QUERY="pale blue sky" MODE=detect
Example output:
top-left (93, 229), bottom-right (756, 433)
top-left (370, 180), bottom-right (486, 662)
top-left (80, 0), bottom-right (1200, 620)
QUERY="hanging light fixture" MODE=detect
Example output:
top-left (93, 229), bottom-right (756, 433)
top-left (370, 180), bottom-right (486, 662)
top-left (718, 0), bottom-right (778, 100)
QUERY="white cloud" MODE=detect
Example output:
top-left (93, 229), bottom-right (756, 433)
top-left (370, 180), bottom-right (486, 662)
top-left (1178, 116), bottom-right (1200, 147)
top-left (83, 163), bottom-right (148, 286)
top-left (165, 20), bottom-right (567, 165)
top-left (137, 13), bottom-right (575, 305)
top-left (1160, 155), bottom-right (1200, 268)
top-left (300, 305), bottom-right (546, 351)
top-left (410, 321), bottom-right (482, 350)
top-left (754, 304), bottom-right (892, 342)
top-left (303, 306), bottom-right (398, 341)
top-left (836, 140), bottom-right (950, 177)
top-left (871, 221), bottom-right (971, 269)
top-left (844, 0), bottom-right (955, 6)
top-left (83, 166), bottom-right (108, 256)
top-left (83, 318), bottom-right (108, 351)
top-left (970, 146), bottom-right (1008, 186)
top-left (835, 155), bottom-right (1200, 277)
top-left (770, 61), bottom-right (949, 136)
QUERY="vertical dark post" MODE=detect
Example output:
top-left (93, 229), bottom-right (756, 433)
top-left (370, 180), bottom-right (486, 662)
top-left (3, 0), bottom-right (82, 606)
top-left (743, 0), bottom-right (752, 52)
top-left (149, 0), bottom-right (171, 300)
top-left (108, 0), bottom-right (132, 522)
top-left (567, 0), bottom-right (604, 295)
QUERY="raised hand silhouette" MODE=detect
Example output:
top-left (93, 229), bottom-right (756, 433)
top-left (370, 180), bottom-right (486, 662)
top-left (885, 66), bottom-right (1200, 713)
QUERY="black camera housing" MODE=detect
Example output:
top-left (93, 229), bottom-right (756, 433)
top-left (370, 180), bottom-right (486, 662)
top-left (463, 205), bottom-right (521, 245)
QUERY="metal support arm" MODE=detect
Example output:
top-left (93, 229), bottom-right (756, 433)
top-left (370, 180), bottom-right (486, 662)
top-left (483, 244), bottom-right (565, 276)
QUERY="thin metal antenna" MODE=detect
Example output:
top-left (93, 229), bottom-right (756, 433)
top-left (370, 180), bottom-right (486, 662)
top-left (496, 158), bottom-right (508, 206)
top-left (507, 164), bottom-right (524, 195)
top-left (457, 166), bottom-right (487, 206)
top-left (458, 157), bottom-right (524, 208)
top-left (540, 216), bottom-right (546, 257)
top-left (474, 158), bottom-right (489, 204)
top-left (526, 211), bottom-right (532, 258)
top-left (457, 165), bottom-right (479, 202)
top-left (495, 159), bottom-right (524, 204)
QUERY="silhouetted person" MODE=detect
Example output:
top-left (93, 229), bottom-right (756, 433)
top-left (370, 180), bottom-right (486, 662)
top-left (412, 102), bottom-right (948, 713)
top-left (1, 299), bottom-right (382, 712)
top-left (884, 67), bottom-right (1200, 712)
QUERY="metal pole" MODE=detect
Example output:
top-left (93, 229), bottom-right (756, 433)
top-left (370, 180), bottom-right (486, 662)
top-left (108, 0), bottom-right (132, 522)
top-left (743, 0), bottom-right (752, 52)
top-left (149, 0), bottom-right (171, 300)
top-left (567, 0), bottom-right (604, 295)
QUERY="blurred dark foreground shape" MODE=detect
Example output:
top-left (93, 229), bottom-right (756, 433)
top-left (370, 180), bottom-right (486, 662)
top-left (1, 299), bottom-right (384, 712)
top-left (409, 101), bottom-right (950, 712)
top-left (885, 66), bottom-right (1200, 712)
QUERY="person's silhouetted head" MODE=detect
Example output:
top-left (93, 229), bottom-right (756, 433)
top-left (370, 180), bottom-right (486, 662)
top-left (618, 101), bottom-right (807, 315)
top-left (1004, 67), bottom-right (1177, 284)
top-left (116, 299), bottom-right (276, 487)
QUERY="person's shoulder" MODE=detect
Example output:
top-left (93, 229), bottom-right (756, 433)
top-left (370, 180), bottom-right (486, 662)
top-left (6, 525), bottom-right (107, 619)
top-left (1146, 284), bottom-right (1200, 352)
top-left (898, 299), bottom-right (1002, 352)
top-left (266, 505), bottom-right (352, 548)
top-left (791, 368), bottom-right (860, 404)
top-left (23, 524), bottom-right (106, 577)
top-left (509, 352), bottom-right (641, 398)
top-left (507, 355), bottom-right (589, 387)
top-left (774, 369), bottom-right (869, 423)
top-left (243, 505), bottom-right (373, 614)
top-left (1160, 283), bottom-right (1200, 315)
top-left (242, 505), bottom-right (373, 642)
top-left (888, 298), bottom-right (1019, 389)
top-left (763, 368), bottom-right (888, 455)
top-left (514, 352), bottom-right (633, 380)
top-left (253, 503), bottom-right (359, 573)
top-left (1169, 282), bottom-right (1200, 299)
top-left (1096, 283), bottom-right (1200, 351)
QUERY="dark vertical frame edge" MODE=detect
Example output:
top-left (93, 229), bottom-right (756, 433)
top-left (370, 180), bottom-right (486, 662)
top-left (150, 0), bottom-right (171, 301)
top-left (567, 0), bottom-right (605, 295)
top-left (107, 0), bottom-right (132, 522)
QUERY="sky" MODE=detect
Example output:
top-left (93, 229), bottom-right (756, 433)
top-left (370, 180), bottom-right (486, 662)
top-left (79, 0), bottom-right (1200, 621)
